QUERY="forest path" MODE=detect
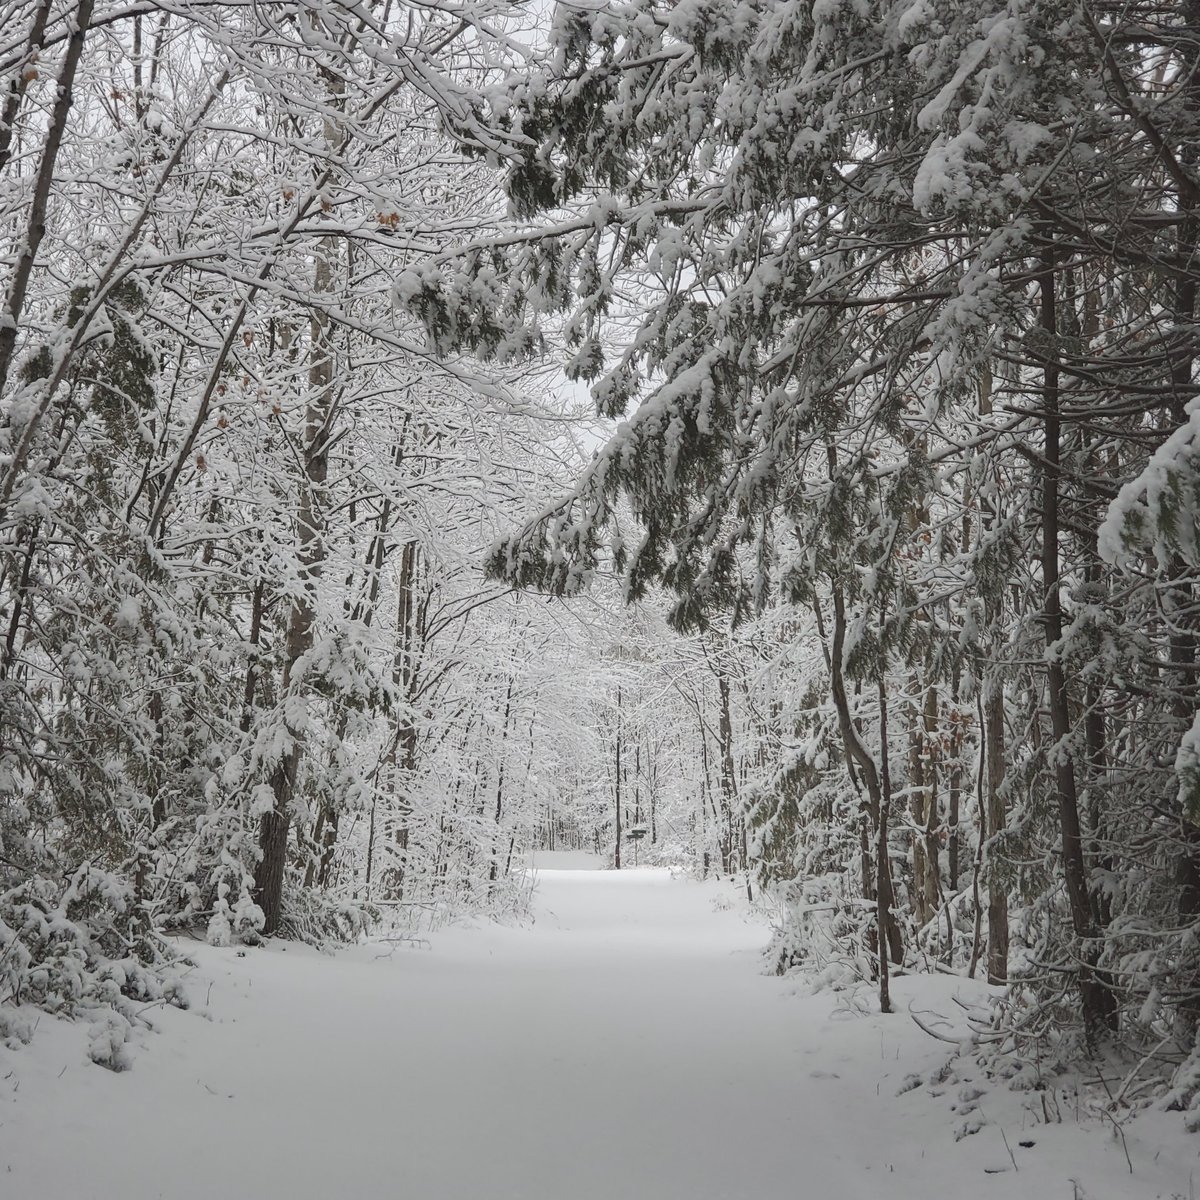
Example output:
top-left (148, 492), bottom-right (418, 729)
top-left (4, 859), bottom-right (1191, 1199)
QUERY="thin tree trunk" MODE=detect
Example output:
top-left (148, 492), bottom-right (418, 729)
top-left (0, 0), bottom-right (95, 401)
top-left (1038, 250), bottom-right (1115, 1040)
top-left (241, 578), bottom-right (265, 736)
top-left (488, 679), bottom-right (514, 884)
top-left (697, 717), bottom-right (711, 876)
top-left (0, 0), bottom-right (54, 174)
top-left (614, 684), bottom-right (622, 869)
top-left (968, 693), bottom-right (987, 980)
top-left (877, 675), bottom-right (895, 1014)
top-left (1169, 21), bottom-right (1200, 1041)
top-left (984, 677), bottom-right (1009, 985)
top-left (385, 538), bottom-right (421, 896)
top-left (828, 565), bottom-right (902, 965)
top-left (718, 672), bottom-right (738, 874)
top-left (947, 680), bottom-right (962, 895)
top-left (1, 522), bottom-right (38, 680)
top-left (976, 365), bottom-right (1009, 985)
top-left (649, 739), bottom-right (658, 844)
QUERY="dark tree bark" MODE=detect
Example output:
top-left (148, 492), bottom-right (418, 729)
top-left (254, 223), bottom-right (336, 934)
top-left (828, 568), bottom-right (903, 971)
top-left (876, 676), bottom-right (896, 1014)
top-left (614, 683), bottom-right (622, 869)
top-left (1038, 251), bottom-right (1116, 1041)
top-left (718, 672), bottom-right (739, 874)
top-left (488, 679), bottom-right (515, 884)
top-left (0, 0), bottom-right (94, 402)
top-left (0, 0), bottom-right (54, 174)
top-left (984, 678), bottom-right (1009, 986)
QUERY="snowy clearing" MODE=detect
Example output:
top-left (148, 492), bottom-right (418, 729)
top-left (3, 860), bottom-right (1197, 1199)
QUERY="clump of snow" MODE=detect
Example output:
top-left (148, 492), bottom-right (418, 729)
top-left (87, 1012), bottom-right (134, 1071)
top-left (1174, 710), bottom-right (1200, 817)
top-left (1099, 397), bottom-right (1200, 566)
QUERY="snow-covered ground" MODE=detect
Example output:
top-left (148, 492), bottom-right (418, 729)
top-left (3, 859), bottom-right (1197, 1199)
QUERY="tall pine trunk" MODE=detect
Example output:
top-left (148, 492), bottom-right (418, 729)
top-left (1038, 250), bottom-right (1115, 1041)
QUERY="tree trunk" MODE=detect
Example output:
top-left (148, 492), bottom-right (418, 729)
top-left (0, 0), bottom-right (94, 402)
top-left (614, 684), bottom-right (622, 869)
top-left (488, 679), bottom-right (514, 884)
top-left (976, 365), bottom-right (1009, 985)
top-left (254, 224), bottom-right (337, 934)
top-left (877, 675), bottom-right (896, 1014)
top-left (718, 672), bottom-right (739, 873)
top-left (908, 676), bottom-right (940, 928)
top-left (984, 678), bottom-right (1009, 985)
top-left (1169, 25), bottom-right (1200, 1041)
top-left (0, 0), bottom-right (54, 174)
top-left (828, 566), bottom-right (902, 966)
top-left (1038, 251), bottom-right (1115, 1041)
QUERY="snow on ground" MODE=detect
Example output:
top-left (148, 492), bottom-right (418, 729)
top-left (3, 861), bottom-right (1198, 1199)
top-left (527, 848), bottom-right (605, 870)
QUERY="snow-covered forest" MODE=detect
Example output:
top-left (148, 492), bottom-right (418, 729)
top-left (5, 0), bottom-right (1200, 1192)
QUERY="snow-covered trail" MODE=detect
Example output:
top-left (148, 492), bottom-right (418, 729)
top-left (3, 861), bottom-right (1195, 1199)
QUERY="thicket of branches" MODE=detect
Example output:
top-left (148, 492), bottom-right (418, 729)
top-left (0, 0), bottom-right (585, 1057)
top-left (9, 0), bottom-right (1200, 1128)
top-left (394, 0), bottom-right (1200, 1116)
top-left (0, 0), bottom-right (765, 1073)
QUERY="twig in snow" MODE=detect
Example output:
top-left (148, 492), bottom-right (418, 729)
top-left (1110, 1034), bottom-right (1171, 1110)
top-left (909, 1009), bottom-right (964, 1044)
top-left (998, 1125), bottom-right (1019, 1173)
top-left (1092, 1064), bottom-right (1135, 1173)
